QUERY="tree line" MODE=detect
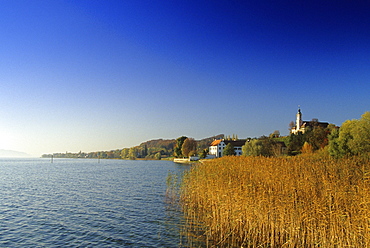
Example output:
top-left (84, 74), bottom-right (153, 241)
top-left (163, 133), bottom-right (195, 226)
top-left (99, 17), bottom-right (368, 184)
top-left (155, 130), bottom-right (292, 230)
top-left (42, 135), bottom-right (223, 160)
top-left (226, 111), bottom-right (370, 158)
top-left (42, 111), bottom-right (370, 160)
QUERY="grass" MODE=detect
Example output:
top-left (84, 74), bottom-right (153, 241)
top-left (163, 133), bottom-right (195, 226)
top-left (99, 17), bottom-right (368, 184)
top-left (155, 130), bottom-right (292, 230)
top-left (180, 154), bottom-right (370, 247)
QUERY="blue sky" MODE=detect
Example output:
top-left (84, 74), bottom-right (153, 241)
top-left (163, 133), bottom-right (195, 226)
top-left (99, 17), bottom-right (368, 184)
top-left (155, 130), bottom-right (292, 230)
top-left (1, 0), bottom-right (369, 156)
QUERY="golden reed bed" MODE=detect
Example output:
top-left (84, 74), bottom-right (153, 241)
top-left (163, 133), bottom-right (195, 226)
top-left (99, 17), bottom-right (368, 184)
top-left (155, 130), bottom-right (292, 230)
top-left (181, 154), bottom-right (370, 247)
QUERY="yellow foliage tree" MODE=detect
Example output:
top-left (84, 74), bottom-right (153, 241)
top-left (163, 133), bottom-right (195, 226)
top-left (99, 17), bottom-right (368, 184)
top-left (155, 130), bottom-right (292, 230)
top-left (182, 138), bottom-right (197, 157)
top-left (301, 141), bottom-right (313, 154)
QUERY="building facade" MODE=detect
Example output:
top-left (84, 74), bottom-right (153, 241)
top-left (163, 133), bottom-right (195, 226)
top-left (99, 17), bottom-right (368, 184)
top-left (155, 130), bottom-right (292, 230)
top-left (209, 139), bottom-right (247, 158)
top-left (291, 108), bottom-right (329, 134)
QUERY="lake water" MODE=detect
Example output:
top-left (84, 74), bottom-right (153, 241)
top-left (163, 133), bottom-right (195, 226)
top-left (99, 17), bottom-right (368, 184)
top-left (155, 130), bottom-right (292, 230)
top-left (0, 158), bottom-right (193, 247)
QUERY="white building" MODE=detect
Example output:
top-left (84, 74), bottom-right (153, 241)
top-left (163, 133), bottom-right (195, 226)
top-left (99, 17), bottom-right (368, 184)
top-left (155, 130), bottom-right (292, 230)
top-left (291, 108), bottom-right (329, 134)
top-left (209, 139), bottom-right (247, 158)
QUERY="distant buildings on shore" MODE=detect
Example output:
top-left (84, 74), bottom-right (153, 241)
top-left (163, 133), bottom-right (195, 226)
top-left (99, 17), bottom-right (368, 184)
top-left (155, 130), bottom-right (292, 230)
top-left (209, 107), bottom-right (330, 158)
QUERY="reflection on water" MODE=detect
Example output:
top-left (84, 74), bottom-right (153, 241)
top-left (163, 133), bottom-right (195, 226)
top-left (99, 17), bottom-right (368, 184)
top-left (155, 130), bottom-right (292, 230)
top-left (0, 158), bottom-right (198, 247)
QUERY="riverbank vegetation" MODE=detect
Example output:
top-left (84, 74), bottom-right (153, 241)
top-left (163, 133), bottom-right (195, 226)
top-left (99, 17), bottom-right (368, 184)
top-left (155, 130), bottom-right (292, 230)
top-left (181, 154), bottom-right (370, 247)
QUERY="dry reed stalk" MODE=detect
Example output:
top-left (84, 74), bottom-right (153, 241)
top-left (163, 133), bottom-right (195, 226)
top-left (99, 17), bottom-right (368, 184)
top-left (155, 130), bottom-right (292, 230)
top-left (181, 155), bottom-right (370, 247)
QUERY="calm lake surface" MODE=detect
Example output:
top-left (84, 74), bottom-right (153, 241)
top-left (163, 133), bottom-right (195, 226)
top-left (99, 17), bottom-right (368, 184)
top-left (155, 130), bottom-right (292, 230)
top-left (0, 158), bottom-right (193, 247)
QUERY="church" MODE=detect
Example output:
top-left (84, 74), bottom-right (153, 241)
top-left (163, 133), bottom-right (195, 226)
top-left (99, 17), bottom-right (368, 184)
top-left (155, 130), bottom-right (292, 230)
top-left (290, 108), bottom-right (329, 134)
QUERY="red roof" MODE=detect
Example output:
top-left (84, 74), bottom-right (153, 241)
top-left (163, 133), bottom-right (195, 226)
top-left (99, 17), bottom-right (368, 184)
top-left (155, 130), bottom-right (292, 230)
top-left (210, 139), bottom-right (247, 147)
top-left (210, 140), bottom-right (222, 146)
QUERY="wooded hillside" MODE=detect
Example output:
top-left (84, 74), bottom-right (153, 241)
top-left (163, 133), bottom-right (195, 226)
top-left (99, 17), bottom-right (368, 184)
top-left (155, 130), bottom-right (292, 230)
top-left (42, 134), bottom-right (224, 160)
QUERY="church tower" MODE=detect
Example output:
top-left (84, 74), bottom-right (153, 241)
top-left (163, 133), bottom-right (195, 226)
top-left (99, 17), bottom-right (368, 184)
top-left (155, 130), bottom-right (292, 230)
top-left (296, 107), bottom-right (302, 131)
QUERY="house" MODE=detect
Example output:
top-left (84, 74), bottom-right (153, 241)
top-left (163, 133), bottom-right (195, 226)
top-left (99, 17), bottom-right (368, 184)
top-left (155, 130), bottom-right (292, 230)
top-left (291, 108), bottom-right (329, 134)
top-left (209, 139), bottom-right (247, 158)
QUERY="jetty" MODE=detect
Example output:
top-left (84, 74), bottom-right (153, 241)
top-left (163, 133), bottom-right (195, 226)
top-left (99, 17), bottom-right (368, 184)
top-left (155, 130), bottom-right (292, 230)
top-left (173, 156), bottom-right (199, 164)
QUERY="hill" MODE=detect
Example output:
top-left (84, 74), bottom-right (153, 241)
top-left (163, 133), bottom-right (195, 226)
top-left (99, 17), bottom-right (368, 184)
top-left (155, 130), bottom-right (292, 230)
top-left (0, 149), bottom-right (31, 158)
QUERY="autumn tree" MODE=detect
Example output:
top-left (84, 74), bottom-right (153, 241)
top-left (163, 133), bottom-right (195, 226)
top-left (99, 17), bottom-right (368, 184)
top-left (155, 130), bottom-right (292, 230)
top-left (301, 142), bottom-right (313, 154)
top-left (174, 136), bottom-right (187, 157)
top-left (182, 138), bottom-right (197, 157)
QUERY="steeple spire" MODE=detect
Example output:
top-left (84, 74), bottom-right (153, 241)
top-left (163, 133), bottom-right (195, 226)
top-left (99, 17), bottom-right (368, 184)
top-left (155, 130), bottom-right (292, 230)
top-left (296, 106), bottom-right (302, 130)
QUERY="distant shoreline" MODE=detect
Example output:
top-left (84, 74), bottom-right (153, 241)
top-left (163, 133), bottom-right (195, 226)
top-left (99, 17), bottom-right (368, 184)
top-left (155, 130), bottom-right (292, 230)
top-left (0, 149), bottom-right (31, 158)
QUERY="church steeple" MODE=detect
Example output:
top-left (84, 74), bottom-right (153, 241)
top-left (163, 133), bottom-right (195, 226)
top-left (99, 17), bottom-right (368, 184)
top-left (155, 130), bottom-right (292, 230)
top-left (296, 106), bottom-right (302, 130)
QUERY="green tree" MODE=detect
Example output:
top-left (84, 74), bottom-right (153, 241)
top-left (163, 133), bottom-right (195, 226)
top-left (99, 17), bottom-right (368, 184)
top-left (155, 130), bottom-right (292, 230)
top-left (199, 148), bottom-right (209, 159)
top-left (243, 137), bottom-right (286, 157)
top-left (259, 136), bottom-right (275, 156)
top-left (329, 112), bottom-right (370, 157)
top-left (174, 136), bottom-right (187, 157)
top-left (113, 149), bottom-right (121, 158)
top-left (182, 138), bottom-right (197, 157)
top-left (154, 152), bottom-right (161, 160)
top-left (269, 130), bottom-right (280, 138)
top-left (139, 144), bottom-right (148, 158)
top-left (328, 128), bottom-right (341, 157)
top-left (242, 139), bottom-right (262, 156)
top-left (223, 143), bottom-right (235, 156)
top-left (348, 112), bottom-right (370, 155)
top-left (128, 147), bottom-right (137, 160)
top-left (120, 148), bottom-right (129, 159)
top-left (305, 126), bottom-right (328, 151)
top-left (287, 132), bottom-right (305, 155)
